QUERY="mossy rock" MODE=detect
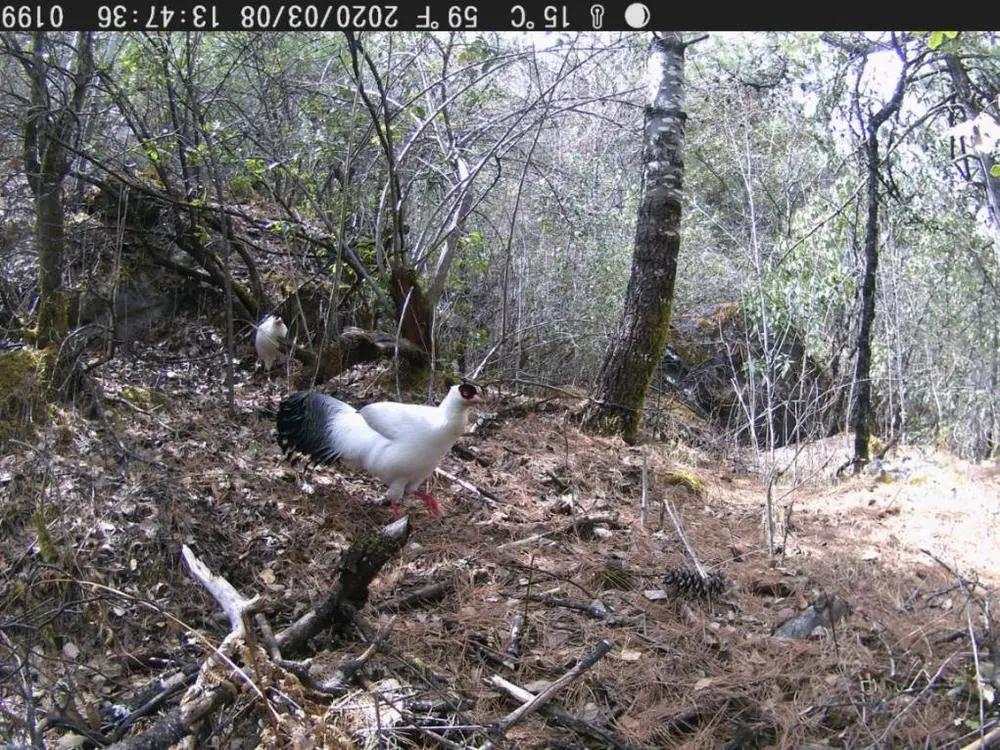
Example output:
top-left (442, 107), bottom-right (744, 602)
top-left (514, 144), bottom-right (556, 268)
top-left (0, 347), bottom-right (54, 444)
top-left (660, 468), bottom-right (705, 496)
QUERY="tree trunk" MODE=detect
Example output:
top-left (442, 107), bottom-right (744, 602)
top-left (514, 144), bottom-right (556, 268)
top-left (582, 34), bottom-right (688, 441)
top-left (850, 48), bottom-right (907, 470)
top-left (34, 180), bottom-right (68, 347)
top-left (390, 265), bottom-right (433, 357)
top-left (851, 128), bottom-right (881, 467)
top-left (15, 31), bottom-right (94, 348)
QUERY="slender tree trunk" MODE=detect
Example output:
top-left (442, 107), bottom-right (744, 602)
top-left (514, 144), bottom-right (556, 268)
top-left (14, 31), bottom-right (95, 348)
top-left (851, 128), bottom-right (882, 466)
top-left (849, 47), bottom-right (907, 470)
top-left (582, 34), bottom-right (688, 441)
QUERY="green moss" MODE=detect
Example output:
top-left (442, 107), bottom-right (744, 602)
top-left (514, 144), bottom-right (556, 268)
top-left (661, 468), bottom-right (706, 496)
top-left (32, 508), bottom-right (59, 565)
top-left (869, 435), bottom-right (887, 457)
top-left (0, 347), bottom-right (52, 444)
top-left (352, 531), bottom-right (392, 558)
top-left (34, 290), bottom-right (71, 348)
top-left (120, 385), bottom-right (169, 410)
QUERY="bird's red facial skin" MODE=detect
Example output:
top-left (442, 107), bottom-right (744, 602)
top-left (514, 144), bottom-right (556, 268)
top-left (459, 383), bottom-right (481, 403)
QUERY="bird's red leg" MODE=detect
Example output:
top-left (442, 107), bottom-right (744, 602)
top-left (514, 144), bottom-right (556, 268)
top-left (414, 490), bottom-right (442, 517)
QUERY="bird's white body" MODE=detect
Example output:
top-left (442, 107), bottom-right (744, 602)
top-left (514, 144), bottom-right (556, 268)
top-left (338, 400), bottom-right (469, 498)
top-left (255, 315), bottom-right (287, 371)
top-left (276, 385), bottom-right (480, 508)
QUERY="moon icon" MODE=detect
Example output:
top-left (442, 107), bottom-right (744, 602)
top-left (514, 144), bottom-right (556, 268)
top-left (624, 2), bottom-right (650, 28)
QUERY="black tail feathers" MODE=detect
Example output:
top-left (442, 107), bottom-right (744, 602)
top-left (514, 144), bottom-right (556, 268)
top-left (275, 391), bottom-right (348, 466)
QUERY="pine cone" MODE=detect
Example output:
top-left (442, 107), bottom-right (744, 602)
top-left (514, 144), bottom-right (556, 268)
top-left (662, 567), bottom-right (727, 598)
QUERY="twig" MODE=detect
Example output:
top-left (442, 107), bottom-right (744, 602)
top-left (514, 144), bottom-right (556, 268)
top-left (485, 639), bottom-right (612, 743)
top-left (968, 605), bottom-right (987, 744)
top-left (435, 468), bottom-right (500, 506)
top-left (639, 451), bottom-right (649, 528)
top-left (497, 514), bottom-right (622, 550)
top-left (764, 471), bottom-right (777, 557)
top-left (921, 548), bottom-right (980, 598)
top-left (468, 634), bottom-right (516, 670)
top-left (961, 724), bottom-right (1000, 750)
top-left (488, 675), bottom-right (640, 750)
top-left (497, 529), bottom-right (556, 550)
top-left (181, 546), bottom-right (260, 638)
top-left (879, 652), bottom-right (958, 744)
top-left (377, 576), bottom-right (457, 613)
top-left (412, 726), bottom-right (473, 750)
top-left (521, 593), bottom-right (607, 620)
top-left (313, 632), bottom-right (390, 695)
top-left (662, 496), bottom-right (707, 579)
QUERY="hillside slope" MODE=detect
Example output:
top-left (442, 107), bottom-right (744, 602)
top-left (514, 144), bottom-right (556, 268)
top-left (1, 321), bottom-right (997, 748)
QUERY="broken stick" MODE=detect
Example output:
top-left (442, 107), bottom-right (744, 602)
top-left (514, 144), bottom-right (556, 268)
top-left (488, 674), bottom-right (640, 750)
top-left (109, 548), bottom-right (265, 750)
top-left (277, 516), bottom-right (410, 655)
top-left (482, 638), bottom-right (612, 747)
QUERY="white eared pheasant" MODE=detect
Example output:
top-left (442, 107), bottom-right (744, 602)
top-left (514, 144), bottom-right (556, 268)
top-left (255, 315), bottom-right (288, 371)
top-left (276, 384), bottom-right (481, 516)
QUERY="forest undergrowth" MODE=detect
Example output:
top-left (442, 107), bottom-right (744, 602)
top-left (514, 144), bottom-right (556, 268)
top-left (1, 319), bottom-right (997, 749)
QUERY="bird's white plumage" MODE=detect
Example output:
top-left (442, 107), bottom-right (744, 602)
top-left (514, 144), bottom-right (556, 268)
top-left (255, 315), bottom-right (287, 370)
top-left (358, 401), bottom-right (449, 442)
top-left (276, 385), bottom-right (479, 505)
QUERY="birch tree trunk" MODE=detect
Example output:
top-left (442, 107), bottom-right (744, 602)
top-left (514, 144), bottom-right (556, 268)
top-left (582, 33), bottom-right (688, 441)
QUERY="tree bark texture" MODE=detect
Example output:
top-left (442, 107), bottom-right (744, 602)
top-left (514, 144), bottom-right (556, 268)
top-left (583, 34), bottom-right (687, 441)
top-left (851, 57), bottom-right (907, 469)
top-left (19, 32), bottom-right (94, 347)
top-left (852, 128), bottom-right (882, 467)
top-left (391, 264), bottom-right (434, 357)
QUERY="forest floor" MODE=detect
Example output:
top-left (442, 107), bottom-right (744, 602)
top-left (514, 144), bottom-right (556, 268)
top-left (2, 320), bottom-right (998, 749)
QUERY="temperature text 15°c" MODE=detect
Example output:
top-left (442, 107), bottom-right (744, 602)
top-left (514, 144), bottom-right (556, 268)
top-left (511, 5), bottom-right (572, 30)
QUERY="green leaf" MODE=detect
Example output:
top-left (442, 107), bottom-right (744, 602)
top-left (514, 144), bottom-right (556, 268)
top-left (991, 164), bottom-right (1000, 178)
top-left (928, 31), bottom-right (945, 49)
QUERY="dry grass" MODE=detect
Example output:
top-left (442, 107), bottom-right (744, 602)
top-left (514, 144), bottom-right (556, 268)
top-left (0, 320), bottom-right (997, 748)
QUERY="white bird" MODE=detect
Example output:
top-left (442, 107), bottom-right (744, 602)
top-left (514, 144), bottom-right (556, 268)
top-left (255, 314), bottom-right (288, 371)
top-left (276, 383), bottom-right (482, 516)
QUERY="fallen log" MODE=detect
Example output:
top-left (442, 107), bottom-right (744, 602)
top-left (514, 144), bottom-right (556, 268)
top-left (276, 516), bottom-right (410, 655)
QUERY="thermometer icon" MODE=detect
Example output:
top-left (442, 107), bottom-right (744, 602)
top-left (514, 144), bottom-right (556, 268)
top-left (590, 4), bottom-right (604, 29)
